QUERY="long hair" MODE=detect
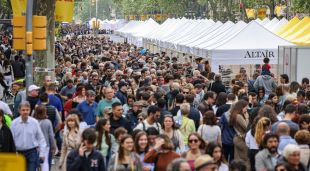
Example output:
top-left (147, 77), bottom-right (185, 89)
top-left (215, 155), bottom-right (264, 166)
top-left (229, 100), bottom-right (248, 126)
top-left (134, 131), bottom-right (148, 153)
top-left (95, 118), bottom-right (111, 150)
top-left (162, 115), bottom-right (177, 130)
top-left (254, 117), bottom-right (271, 146)
top-left (206, 142), bottom-right (227, 166)
top-left (65, 114), bottom-right (79, 132)
top-left (188, 132), bottom-right (207, 150)
top-left (118, 135), bottom-right (133, 162)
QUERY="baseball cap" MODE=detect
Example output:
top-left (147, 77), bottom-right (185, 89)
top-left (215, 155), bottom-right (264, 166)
top-left (28, 85), bottom-right (40, 92)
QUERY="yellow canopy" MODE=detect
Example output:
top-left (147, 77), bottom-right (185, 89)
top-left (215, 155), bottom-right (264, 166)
top-left (293, 35), bottom-right (310, 45)
top-left (276, 17), bottom-right (300, 35)
top-left (278, 17), bottom-right (310, 38)
top-left (285, 22), bottom-right (310, 41)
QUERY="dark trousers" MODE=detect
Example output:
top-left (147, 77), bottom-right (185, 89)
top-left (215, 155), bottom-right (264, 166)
top-left (248, 149), bottom-right (259, 171)
top-left (222, 144), bottom-right (234, 163)
top-left (18, 148), bottom-right (39, 171)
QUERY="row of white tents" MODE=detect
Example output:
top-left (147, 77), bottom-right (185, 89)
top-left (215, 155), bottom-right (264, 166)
top-left (116, 18), bottom-right (295, 73)
top-left (88, 18), bottom-right (126, 30)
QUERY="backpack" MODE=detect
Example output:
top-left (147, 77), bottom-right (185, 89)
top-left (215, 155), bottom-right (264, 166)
top-left (219, 112), bottom-right (236, 145)
top-left (142, 121), bottom-right (160, 132)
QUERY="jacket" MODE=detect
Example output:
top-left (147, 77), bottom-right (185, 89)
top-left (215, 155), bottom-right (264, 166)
top-left (255, 149), bottom-right (281, 171)
top-left (66, 148), bottom-right (105, 171)
top-left (210, 81), bottom-right (226, 94)
top-left (115, 90), bottom-right (127, 105)
top-left (0, 124), bottom-right (16, 152)
top-left (253, 75), bottom-right (277, 95)
top-left (109, 115), bottom-right (132, 134)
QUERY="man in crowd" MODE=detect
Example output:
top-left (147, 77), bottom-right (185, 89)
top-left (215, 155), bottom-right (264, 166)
top-left (134, 105), bottom-right (161, 133)
top-left (255, 133), bottom-right (281, 171)
top-left (109, 102), bottom-right (131, 134)
top-left (77, 90), bottom-right (97, 127)
top-left (96, 87), bottom-right (120, 121)
top-left (10, 101), bottom-right (47, 171)
top-left (66, 128), bottom-right (105, 171)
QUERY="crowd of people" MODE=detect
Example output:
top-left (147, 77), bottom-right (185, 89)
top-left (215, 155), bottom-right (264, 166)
top-left (0, 25), bottom-right (309, 171)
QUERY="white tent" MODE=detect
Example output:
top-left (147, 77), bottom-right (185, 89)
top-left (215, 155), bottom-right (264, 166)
top-left (267, 18), bottom-right (288, 33)
top-left (128, 18), bottom-right (160, 46)
top-left (210, 21), bottom-right (295, 73)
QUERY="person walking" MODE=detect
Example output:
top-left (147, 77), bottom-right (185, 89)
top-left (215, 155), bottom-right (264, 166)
top-left (10, 101), bottom-right (47, 171)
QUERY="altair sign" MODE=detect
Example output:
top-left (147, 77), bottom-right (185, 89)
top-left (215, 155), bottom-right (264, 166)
top-left (244, 50), bottom-right (275, 58)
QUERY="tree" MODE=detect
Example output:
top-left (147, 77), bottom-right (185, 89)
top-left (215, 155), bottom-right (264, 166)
top-left (0, 0), bottom-right (12, 19)
top-left (33, 0), bottom-right (56, 85)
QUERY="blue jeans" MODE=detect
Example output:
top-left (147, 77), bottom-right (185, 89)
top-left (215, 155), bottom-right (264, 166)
top-left (20, 148), bottom-right (39, 171)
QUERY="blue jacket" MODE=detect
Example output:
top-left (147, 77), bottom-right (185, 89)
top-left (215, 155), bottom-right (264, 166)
top-left (67, 148), bottom-right (105, 171)
top-left (115, 91), bottom-right (127, 105)
top-left (188, 104), bottom-right (201, 130)
top-left (219, 112), bottom-right (236, 145)
top-left (77, 101), bottom-right (97, 126)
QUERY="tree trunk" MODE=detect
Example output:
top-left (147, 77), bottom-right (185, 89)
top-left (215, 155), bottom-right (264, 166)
top-left (33, 0), bottom-right (56, 86)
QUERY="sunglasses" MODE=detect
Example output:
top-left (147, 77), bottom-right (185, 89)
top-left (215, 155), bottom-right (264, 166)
top-left (183, 91), bottom-right (190, 94)
top-left (138, 117), bottom-right (144, 121)
top-left (189, 139), bottom-right (199, 143)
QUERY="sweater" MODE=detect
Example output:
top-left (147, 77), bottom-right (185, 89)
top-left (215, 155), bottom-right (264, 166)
top-left (144, 149), bottom-right (180, 171)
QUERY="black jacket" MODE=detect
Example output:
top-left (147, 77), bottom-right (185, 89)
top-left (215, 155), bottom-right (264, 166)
top-left (0, 124), bottom-right (16, 152)
top-left (210, 81), bottom-right (226, 94)
top-left (109, 115), bottom-right (132, 134)
top-left (66, 148), bottom-right (105, 171)
top-left (12, 61), bottom-right (25, 78)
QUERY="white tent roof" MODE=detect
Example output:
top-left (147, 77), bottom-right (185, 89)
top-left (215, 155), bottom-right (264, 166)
top-left (210, 21), bottom-right (295, 73)
top-left (268, 18), bottom-right (288, 33)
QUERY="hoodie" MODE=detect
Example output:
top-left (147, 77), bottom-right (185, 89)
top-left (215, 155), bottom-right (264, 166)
top-left (253, 75), bottom-right (277, 95)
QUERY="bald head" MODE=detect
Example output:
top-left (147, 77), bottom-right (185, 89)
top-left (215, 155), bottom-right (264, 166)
top-left (276, 122), bottom-right (290, 136)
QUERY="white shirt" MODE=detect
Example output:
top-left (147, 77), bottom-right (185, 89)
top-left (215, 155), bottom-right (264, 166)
top-left (245, 130), bottom-right (259, 150)
top-left (11, 116), bottom-right (48, 157)
top-left (134, 120), bottom-right (162, 133)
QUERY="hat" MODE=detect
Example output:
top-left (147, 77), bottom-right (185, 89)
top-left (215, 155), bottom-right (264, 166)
top-left (118, 81), bottom-right (128, 89)
top-left (28, 85), bottom-right (40, 92)
top-left (195, 155), bottom-right (216, 170)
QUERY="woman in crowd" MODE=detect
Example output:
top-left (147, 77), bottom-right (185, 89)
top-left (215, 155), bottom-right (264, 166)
top-left (198, 111), bottom-right (221, 145)
top-left (279, 144), bottom-right (307, 171)
top-left (268, 93), bottom-right (281, 113)
top-left (0, 109), bottom-right (15, 152)
top-left (144, 134), bottom-right (180, 171)
top-left (206, 142), bottom-right (229, 171)
top-left (108, 134), bottom-right (142, 171)
top-left (179, 103), bottom-right (196, 147)
top-left (294, 130), bottom-right (310, 168)
top-left (134, 131), bottom-right (154, 171)
top-left (34, 105), bottom-right (56, 171)
top-left (181, 133), bottom-right (207, 171)
top-left (2, 59), bottom-right (14, 86)
top-left (59, 114), bottom-right (81, 171)
top-left (257, 86), bottom-right (268, 107)
top-left (162, 115), bottom-right (185, 153)
top-left (72, 85), bottom-right (86, 104)
top-left (229, 100), bottom-right (250, 170)
top-left (246, 117), bottom-right (271, 171)
top-left (212, 92), bottom-right (227, 113)
top-left (95, 118), bottom-right (116, 168)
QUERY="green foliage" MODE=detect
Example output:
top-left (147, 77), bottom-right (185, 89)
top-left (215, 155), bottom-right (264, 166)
top-left (0, 0), bottom-right (12, 19)
top-left (292, 0), bottom-right (310, 13)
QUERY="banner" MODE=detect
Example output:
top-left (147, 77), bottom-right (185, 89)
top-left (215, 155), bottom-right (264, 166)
top-left (55, 0), bottom-right (74, 22)
top-left (140, 15), bottom-right (146, 21)
top-left (10, 0), bottom-right (27, 16)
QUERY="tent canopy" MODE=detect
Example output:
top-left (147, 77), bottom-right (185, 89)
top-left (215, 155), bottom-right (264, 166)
top-left (211, 21), bottom-right (295, 73)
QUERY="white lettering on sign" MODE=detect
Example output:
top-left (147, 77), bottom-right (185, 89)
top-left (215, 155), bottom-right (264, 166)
top-left (244, 50), bottom-right (275, 58)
